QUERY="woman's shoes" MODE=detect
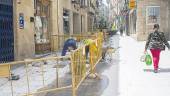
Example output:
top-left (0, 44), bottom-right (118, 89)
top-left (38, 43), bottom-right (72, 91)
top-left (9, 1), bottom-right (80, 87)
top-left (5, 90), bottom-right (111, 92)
top-left (154, 69), bottom-right (158, 73)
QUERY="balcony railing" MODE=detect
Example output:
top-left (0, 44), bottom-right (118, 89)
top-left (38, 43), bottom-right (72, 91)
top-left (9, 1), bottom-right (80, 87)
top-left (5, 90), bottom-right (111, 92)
top-left (71, 0), bottom-right (80, 4)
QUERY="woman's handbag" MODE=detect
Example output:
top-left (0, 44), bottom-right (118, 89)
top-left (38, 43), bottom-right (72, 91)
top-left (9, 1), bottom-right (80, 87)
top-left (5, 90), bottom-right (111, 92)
top-left (145, 52), bottom-right (152, 66)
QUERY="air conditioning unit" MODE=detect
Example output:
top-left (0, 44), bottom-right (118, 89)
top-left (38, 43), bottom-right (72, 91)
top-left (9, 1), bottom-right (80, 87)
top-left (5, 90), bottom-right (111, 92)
top-left (71, 0), bottom-right (80, 4)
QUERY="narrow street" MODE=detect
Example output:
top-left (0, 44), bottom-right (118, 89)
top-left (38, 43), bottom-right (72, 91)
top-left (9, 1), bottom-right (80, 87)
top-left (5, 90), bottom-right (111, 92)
top-left (1, 0), bottom-right (170, 96)
top-left (46, 34), bottom-right (170, 96)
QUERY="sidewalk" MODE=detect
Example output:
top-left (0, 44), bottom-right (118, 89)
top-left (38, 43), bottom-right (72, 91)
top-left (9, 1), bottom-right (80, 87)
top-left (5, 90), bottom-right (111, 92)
top-left (118, 35), bottom-right (170, 96)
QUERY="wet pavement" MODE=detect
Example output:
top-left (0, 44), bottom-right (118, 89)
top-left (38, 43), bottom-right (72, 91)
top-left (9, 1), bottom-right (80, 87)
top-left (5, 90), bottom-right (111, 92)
top-left (46, 34), bottom-right (170, 96)
top-left (45, 35), bottom-right (120, 96)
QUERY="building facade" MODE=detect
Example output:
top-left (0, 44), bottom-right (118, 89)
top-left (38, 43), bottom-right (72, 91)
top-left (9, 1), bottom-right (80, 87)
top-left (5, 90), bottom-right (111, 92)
top-left (0, 0), bottom-right (99, 62)
top-left (135, 0), bottom-right (170, 41)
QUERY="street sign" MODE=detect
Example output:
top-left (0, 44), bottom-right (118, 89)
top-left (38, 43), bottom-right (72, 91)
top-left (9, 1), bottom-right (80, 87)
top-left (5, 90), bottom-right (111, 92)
top-left (19, 13), bottom-right (24, 29)
top-left (129, 0), bottom-right (136, 9)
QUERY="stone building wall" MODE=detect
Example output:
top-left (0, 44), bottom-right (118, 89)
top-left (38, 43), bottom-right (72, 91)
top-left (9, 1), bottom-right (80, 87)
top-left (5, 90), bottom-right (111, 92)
top-left (13, 0), bottom-right (35, 60)
top-left (13, 0), bottom-right (94, 60)
top-left (136, 0), bottom-right (170, 41)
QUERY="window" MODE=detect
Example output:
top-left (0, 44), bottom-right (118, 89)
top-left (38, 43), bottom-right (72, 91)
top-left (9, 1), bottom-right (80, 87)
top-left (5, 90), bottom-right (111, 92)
top-left (63, 9), bottom-right (70, 34)
top-left (146, 6), bottom-right (160, 24)
top-left (80, 0), bottom-right (85, 7)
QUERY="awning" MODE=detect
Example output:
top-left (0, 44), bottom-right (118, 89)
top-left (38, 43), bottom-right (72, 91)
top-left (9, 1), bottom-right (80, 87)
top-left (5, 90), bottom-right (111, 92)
top-left (129, 9), bottom-right (135, 14)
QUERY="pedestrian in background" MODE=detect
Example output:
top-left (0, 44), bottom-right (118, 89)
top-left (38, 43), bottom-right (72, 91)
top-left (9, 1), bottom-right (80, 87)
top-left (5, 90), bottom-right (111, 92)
top-left (119, 24), bottom-right (124, 36)
top-left (144, 24), bottom-right (170, 73)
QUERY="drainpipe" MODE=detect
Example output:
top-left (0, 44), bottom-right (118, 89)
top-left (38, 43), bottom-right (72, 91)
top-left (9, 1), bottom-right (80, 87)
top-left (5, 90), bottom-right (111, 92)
top-left (57, 0), bottom-right (59, 35)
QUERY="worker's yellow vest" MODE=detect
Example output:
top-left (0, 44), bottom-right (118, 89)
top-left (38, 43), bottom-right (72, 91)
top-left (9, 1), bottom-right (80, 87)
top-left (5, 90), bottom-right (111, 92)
top-left (82, 39), bottom-right (93, 45)
top-left (83, 39), bottom-right (98, 52)
top-left (112, 25), bottom-right (116, 31)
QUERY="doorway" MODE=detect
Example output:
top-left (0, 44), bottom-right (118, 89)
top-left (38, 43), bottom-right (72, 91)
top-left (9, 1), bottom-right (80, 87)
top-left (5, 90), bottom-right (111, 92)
top-left (0, 0), bottom-right (14, 63)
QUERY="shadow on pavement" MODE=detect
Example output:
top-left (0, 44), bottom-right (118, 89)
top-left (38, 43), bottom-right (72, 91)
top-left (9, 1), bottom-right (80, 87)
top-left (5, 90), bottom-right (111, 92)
top-left (143, 68), bottom-right (170, 73)
top-left (45, 35), bottom-right (121, 96)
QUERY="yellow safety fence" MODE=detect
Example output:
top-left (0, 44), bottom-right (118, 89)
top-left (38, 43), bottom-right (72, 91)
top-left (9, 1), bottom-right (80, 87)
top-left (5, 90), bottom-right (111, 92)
top-left (51, 34), bottom-right (97, 51)
top-left (70, 32), bottom-right (104, 96)
top-left (70, 46), bottom-right (87, 96)
top-left (89, 33), bottom-right (103, 77)
top-left (0, 32), bottom-right (104, 96)
top-left (0, 56), bottom-right (72, 96)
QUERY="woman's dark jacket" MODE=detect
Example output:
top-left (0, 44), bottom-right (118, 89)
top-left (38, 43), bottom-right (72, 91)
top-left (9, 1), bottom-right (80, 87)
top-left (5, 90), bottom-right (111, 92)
top-left (145, 31), bottom-right (170, 50)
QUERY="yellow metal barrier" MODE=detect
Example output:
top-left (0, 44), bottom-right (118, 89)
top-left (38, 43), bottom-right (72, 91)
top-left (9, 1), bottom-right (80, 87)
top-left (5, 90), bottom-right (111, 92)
top-left (0, 56), bottom-right (72, 96)
top-left (89, 32), bottom-right (103, 78)
top-left (0, 32), bottom-right (104, 96)
top-left (70, 46), bottom-right (87, 96)
top-left (0, 64), bottom-right (10, 77)
top-left (70, 32), bottom-right (104, 95)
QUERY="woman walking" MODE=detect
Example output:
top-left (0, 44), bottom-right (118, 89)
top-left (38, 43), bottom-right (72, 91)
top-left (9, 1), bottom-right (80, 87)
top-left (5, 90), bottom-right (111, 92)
top-left (145, 24), bottom-right (170, 73)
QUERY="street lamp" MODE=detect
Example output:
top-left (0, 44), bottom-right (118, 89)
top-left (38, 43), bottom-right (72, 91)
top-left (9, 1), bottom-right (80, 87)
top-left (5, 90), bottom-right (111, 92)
top-left (17, 0), bottom-right (21, 4)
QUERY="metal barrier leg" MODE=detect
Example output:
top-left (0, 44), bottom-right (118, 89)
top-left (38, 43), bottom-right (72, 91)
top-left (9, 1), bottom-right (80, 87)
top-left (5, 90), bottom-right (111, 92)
top-left (88, 67), bottom-right (101, 80)
top-left (9, 65), bottom-right (14, 96)
top-left (41, 61), bottom-right (45, 87)
top-left (25, 62), bottom-right (30, 95)
top-left (71, 53), bottom-right (77, 96)
top-left (72, 88), bottom-right (77, 96)
top-left (56, 59), bottom-right (59, 88)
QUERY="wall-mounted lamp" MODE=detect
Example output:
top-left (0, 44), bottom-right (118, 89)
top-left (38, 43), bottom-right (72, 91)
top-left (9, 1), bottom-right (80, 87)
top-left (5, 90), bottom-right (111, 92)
top-left (17, 0), bottom-right (21, 4)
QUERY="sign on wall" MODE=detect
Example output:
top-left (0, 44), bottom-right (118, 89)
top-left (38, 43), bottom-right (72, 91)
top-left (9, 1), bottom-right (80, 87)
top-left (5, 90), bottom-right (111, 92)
top-left (19, 13), bottom-right (24, 29)
top-left (129, 0), bottom-right (136, 9)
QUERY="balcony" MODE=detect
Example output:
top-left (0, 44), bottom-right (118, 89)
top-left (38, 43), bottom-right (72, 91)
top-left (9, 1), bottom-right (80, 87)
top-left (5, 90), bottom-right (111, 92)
top-left (71, 0), bottom-right (80, 4)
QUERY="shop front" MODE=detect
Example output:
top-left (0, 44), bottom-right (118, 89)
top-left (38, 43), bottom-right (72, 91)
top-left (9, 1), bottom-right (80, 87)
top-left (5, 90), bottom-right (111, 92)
top-left (34, 0), bottom-right (51, 54)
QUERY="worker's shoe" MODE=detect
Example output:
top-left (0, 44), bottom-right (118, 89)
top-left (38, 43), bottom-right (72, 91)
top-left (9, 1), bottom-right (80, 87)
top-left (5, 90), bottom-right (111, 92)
top-left (9, 74), bottom-right (20, 80)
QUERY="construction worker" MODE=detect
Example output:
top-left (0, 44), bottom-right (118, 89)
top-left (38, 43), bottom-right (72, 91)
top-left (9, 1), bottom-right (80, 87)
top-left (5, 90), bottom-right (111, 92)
top-left (82, 39), bottom-right (94, 59)
top-left (111, 24), bottom-right (117, 35)
top-left (61, 38), bottom-right (77, 56)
